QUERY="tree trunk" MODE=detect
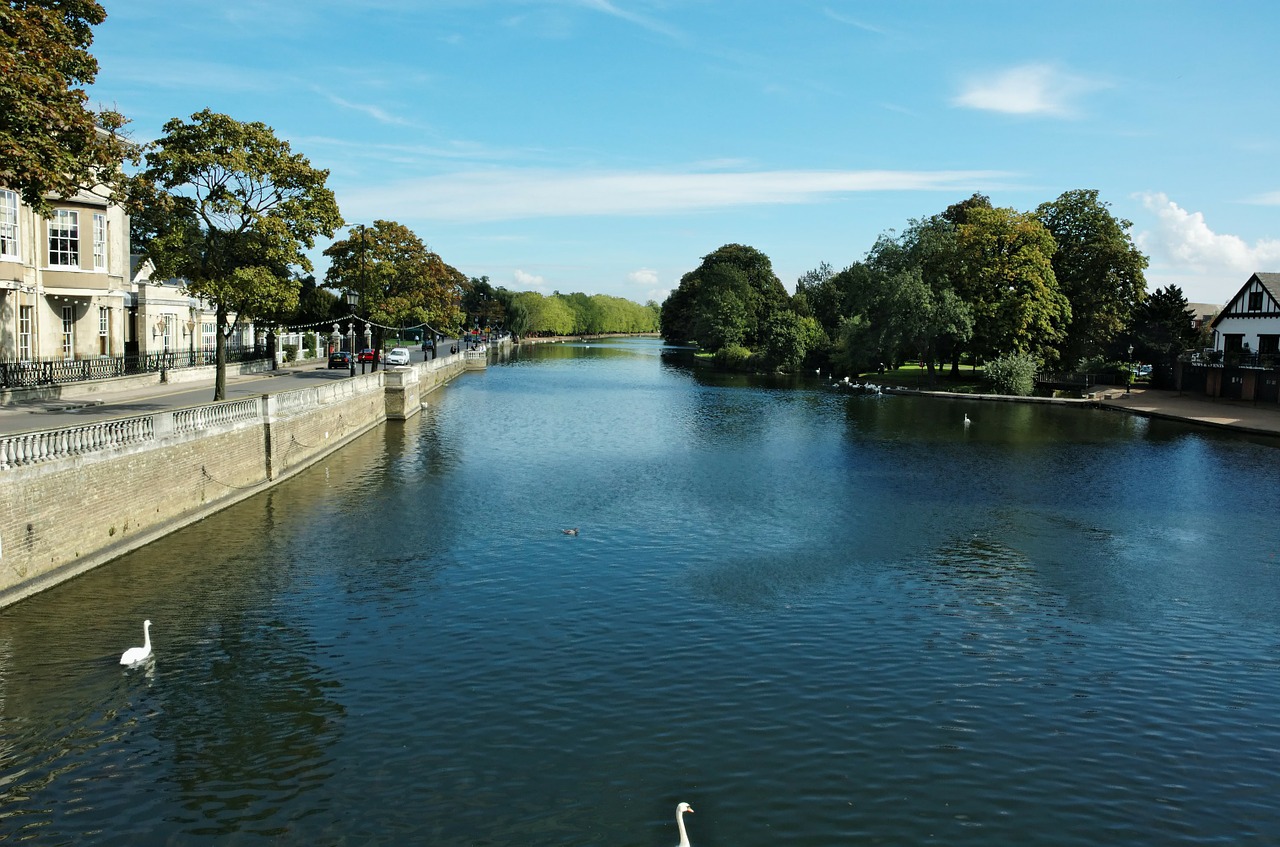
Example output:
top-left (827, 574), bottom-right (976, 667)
top-left (214, 306), bottom-right (229, 401)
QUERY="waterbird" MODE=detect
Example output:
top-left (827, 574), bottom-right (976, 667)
top-left (964, 413), bottom-right (971, 426)
top-left (120, 620), bottom-right (152, 665)
top-left (673, 802), bottom-right (694, 847)
top-left (562, 528), bottom-right (579, 536)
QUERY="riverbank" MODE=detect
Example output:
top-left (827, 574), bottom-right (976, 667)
top-left (887, 383), bottom-right (1280, 438)
top-left (517, 332), bottom-right (660, 345)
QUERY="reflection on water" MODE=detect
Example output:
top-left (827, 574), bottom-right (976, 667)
top-left (1, 337), bottom-right (1278, 846)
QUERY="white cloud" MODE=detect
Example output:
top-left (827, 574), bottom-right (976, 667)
top-left (1135, 192), bottom-right (1280, 303)
top-left (339, 167), bottom-right (1011, 222)
top-left (627, 268), bottom-right (659, 287)
top-left (513, 269), bottom-right (546, 289)
top-left (953, 63), bottom-right (1104, 117)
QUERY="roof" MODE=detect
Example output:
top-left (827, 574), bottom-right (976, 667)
top-left (1209, 272), bottom-right (1280, 328)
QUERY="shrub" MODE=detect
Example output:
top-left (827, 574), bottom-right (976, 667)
top-left (985, 353), bottom-right (1038, 396)
top-left (713, 344), bottom-right (754, 370)
top-left (282, 343), bottom-right (298, 363)
top-left (304, 332), bottom-right (317, 356)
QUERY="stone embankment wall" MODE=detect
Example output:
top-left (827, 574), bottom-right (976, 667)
top-left (0, 353), bottom-right (467, 606)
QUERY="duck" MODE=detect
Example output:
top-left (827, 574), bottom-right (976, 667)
top-left (561, 528), bottom-right (579, 536)
top-left (120, 619), bottom-right (153, 665)
top-left (673, 802), bottom-right (694, 847)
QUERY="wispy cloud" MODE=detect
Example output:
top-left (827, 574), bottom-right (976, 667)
top-left (314, 88), bottom-right (414, 126)
top-left (339, 167), bottom-right (1012, 222)
top-left (1244, 190), bottom-right (1280, 205)
top-left (822, 8), bottom-right (885, 34)
top-left (627, 268), bottom-right (659, 287)
top-left (953, 63), bottom-right (1105, 118)
top-left (573, 0), bottom-right (682, 39)
top-left (1135, 192), bottom-right (1280, 302)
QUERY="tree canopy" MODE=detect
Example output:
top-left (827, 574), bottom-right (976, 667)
top-left (132, 110), bottom-right (342, 399)
top-left (324, 220), bottom-right (464, 353)
top-left (0, 0), bottom-right (132, 212)
top-left (1035, 189), bottom-right (1148, 364)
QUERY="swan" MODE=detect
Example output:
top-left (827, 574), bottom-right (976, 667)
top-left (673, 802), bottom-right (694, 847)
top-left (562, 528), bottom-right (579, 536)
top-left (120, 619), bottom-right (152, 665)
top-left (964, 413), bottom-right (971, 426)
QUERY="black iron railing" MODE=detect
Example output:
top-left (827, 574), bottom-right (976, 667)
top-left (0, 347), bottom-right (269, 390)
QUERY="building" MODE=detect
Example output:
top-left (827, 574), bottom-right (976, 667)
top-left (1208, 273), bottom-right (1280, 360)
top-left (0, 183), bottom-right (131, 361)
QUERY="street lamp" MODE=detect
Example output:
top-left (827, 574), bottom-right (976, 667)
top-left (346, 321), bottom-right (355, 377)
top-left (346, 290), bottom-right (360, 376)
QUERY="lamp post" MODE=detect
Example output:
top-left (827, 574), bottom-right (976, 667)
top-left (344, 321), bottom-right (354, 377)
top-left (346, 290), bottom-right (360, 376)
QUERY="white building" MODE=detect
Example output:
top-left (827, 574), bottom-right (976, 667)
top-left (0, 184), bottom-right (131, 361)
top-left (1209, 273), bottom-right (1280, 360)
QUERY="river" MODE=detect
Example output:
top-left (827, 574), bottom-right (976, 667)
top-left (0, 337), bottom-right (1277, 846)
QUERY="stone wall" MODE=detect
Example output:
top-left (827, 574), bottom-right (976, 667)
top-left (0, 353), bottom-right (469, 606)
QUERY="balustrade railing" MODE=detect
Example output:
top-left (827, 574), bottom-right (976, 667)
top-left (0, 415), bottom-right (157, 470)
top-left (0, 347), bottom-right (270, 390)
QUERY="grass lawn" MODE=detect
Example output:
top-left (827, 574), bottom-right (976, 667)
top-left (858, 363), bottom-right (990, 393)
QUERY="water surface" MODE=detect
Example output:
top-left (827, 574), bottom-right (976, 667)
top-left (1, 338), bottom-right (1277, 846)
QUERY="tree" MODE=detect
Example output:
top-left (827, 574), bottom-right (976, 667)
top-left (0, 0), bottom-right (133, 213)
top-left (324, 220), bottom-right (464, 358)
top-left (660, 243), bottom-right (790, 351)
top-left (460, 275), bottom-right (506, 329)
top-left (1129, 285), bottom-right (1197, 367)
top-left (1036, 189), bottom-right (1148, 364)
top-left (952, 205), bottom-right (1069, 364)
top-left (133, 110), bottom-right (342, 399)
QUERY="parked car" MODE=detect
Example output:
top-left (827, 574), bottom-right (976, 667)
top-left (357, 348), bottom-right (381, 363)
top-left (385, 347), bottom-right (411, 366)
top-left (328, 351), bottom-right (352, 369)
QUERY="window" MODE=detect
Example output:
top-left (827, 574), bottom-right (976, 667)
top-left (1248, 290), bottom-right (1263, 311)
top-left (0, 190), bottom-right (17, 259)
top-left (93, 213), bottom-right (107, 270)
top-left (19, 305), bottom-right (33, 360)
top-left (48, 210), bottom-right (79, 267)
top-left (1259, 335), bottom-right (1280, 355)
top-left (99, 306), bottom-right (110, 356)
top-left (62, 306), bottom-right (74, 358)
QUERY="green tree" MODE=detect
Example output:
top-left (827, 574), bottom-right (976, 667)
top-left (1129, 285), bottom-right (1197, 367)
top-left (133, 110), bottom-right (342, 399)
top-left (660, 243), bottom-right (790, 351)
top-left (324, 220), bottom-right (464, 357)
top-left (953, 205), bottom-right (1069, 364)
top-left (460, 275), bottom-right (506, 329)
top-left (1036, 189), bottom-right (1148, 364)
top-left (0, 0), bottom-right (133, 213)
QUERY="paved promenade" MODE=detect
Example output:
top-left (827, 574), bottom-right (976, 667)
top-left (1096, 386), bottom-right (1280, 437)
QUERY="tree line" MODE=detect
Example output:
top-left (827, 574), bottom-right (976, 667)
top-left (661, 192), bottom-right (1203, 389)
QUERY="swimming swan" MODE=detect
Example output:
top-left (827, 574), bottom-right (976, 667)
top-left (673, 802), bottom-right (694, 847)
top-left (120, 619), bottom-right (152, 665)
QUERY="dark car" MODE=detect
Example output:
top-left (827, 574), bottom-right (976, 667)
top-left (357, 348), bottom-right (381, 363)
top-left (328, 351), bottom-right (352, 369)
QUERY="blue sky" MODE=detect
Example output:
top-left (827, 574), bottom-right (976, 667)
top-left (89, 1), bottom-right (1280, 308)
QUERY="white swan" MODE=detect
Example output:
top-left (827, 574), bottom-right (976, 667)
top-left (120, 619), bottom-right (152, 665)
top-left (964, 413), bottom-right (971, 426)
top-left (673, 802), bottom-right (694, 847)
